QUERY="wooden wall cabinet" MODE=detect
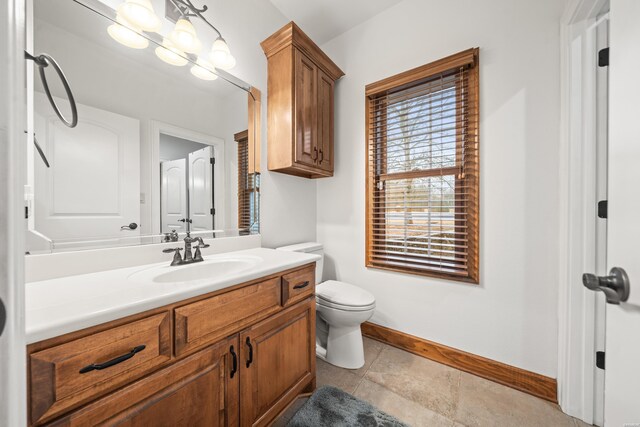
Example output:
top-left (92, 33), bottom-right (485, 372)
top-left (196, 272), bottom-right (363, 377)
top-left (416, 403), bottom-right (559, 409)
top-left (261, 22), bottom-right (344, 179)
top-left (28, 264), bottom-right (316, 427)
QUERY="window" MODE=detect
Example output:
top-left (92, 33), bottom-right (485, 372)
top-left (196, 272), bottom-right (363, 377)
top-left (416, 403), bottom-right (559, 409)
top-left (365, 49), bottom-right (479, 283)
top-left (236, 130), bottom-right (259, 233)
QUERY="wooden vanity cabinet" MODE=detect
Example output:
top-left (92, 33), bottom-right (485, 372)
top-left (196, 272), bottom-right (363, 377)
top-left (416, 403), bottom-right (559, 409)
top-left (261, 22), bottom-right (344, 179)
top-left (47, 335), bottom-right (239, 427)
top-left (28, 263), bottom-right (316, 427)
top-left (240, 299), bottom-right (315, 427)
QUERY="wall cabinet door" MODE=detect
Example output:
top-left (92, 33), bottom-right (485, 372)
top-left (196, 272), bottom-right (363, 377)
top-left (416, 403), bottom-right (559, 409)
top-left (316, 68), bottom-right (334, 173)
top-left (294, 49), bottom-right (318, 168)
top-left (48, 336), bottom-right (240, 427)
top-left (239, 299), bottom-right (316, 427)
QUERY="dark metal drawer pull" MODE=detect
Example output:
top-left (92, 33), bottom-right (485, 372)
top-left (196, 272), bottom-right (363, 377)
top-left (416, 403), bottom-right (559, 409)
top-left (245, 337), bottom-right (253, 368)
top-left (79, 345), bottom-right (146, 374)
top-left (293, 281), bottom-right (310, 290)
top-left (230, 345), bottom-right (238, 378)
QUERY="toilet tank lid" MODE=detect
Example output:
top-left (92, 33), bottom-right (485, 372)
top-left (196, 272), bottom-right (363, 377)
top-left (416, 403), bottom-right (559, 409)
top-left (317, 280), bottom-right (376, 307)
top-left (276, 242), bottom-right (323, 253)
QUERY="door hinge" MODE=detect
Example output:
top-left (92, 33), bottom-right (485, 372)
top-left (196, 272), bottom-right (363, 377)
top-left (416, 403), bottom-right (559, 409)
top-left (25, 206), bottom-right (29, 219)
top-left (210, 157), bottom-right (215, 165)
top-left (596, 351), bottom-right (605, 370)
top-left (210, 208), bottom-right (215, 215)
top-left (598, 47), bottom-right (609, 67)
top-left (598, 200), bottom-right (608, 219)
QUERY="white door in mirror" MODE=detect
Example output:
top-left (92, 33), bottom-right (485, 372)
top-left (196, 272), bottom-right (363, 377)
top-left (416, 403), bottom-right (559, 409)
top-left (161, 158), bottom-right (187, 233)
top-left (33, 93), bottom-right (140, 241)
top-left (188, 146), bottom-right (214, 231)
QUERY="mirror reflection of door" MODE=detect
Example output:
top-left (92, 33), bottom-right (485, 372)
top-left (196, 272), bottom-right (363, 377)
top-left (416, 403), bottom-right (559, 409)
top-left (160, 159), bottom-right (187, 233)
top-left (34, 93), bottom-right (141, 241)
top-left (189, 146), bottom-right (215, 232)
top-left (159, 134), bottom-right (214, 233)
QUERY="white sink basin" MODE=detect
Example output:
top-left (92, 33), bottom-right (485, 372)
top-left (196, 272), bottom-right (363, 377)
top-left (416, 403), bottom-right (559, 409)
top-left (128, 255), bottom-right (262, 284)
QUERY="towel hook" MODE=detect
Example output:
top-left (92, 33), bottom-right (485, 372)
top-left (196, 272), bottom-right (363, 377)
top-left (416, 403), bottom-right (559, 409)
top-left (25, 51), bottom-right (78, 128)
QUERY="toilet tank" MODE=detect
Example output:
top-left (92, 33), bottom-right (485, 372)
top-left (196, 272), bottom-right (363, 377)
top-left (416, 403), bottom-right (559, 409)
top-left (275, 242), bottom-right (324, 284)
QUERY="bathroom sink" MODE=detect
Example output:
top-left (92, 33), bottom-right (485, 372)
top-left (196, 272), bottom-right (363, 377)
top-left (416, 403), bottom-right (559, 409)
top-left (128, 255), bottom-right (261, 284)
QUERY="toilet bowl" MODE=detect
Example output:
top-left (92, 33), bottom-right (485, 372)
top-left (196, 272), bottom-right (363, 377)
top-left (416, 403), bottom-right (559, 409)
top-left (276, 242), bottom-right (376, 369)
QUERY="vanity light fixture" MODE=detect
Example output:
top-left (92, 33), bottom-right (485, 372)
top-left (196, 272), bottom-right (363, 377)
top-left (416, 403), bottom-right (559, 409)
top-left (108, 0), bottom-right (235, 79)
top-left (190, 57), bottom-right (218, 80)
top-left (107, 15), bottom-right (150, 49)
top-left (169, 0), bottom-right (236, 70)
top-left (117, 0), bottom-right (161, 32)
top-left (155, 38), bottom-right (189, 66)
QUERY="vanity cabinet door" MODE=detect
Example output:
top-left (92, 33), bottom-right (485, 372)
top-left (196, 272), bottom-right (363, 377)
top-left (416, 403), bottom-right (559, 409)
top-left (239, 298), bottom-right (316, 427)
top-left (294, 49), bottom-right (318, 168)
top-left (48, 336), bottom-right (240, 427)
top-left (316, 68), bottom-right (334, 173)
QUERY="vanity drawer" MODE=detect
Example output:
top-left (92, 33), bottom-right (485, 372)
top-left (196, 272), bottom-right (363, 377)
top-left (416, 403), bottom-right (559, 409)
top-left (29, 311), bottom-right (172, 426)
top-left (174, 277), bottom-right (282, 356)
top-left (282, 265), bottom-right (315, 307)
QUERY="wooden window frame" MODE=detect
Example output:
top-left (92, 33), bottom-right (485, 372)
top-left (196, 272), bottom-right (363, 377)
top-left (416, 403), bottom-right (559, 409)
top-left (365, 48), bottom-right (480, 284)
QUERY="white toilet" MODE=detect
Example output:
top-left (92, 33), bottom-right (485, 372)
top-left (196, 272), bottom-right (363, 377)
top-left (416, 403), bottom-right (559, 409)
top-left (276, 242), bottom-right (375, 369)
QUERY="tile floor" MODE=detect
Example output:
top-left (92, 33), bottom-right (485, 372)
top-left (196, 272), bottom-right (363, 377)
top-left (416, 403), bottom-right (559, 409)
top-left (275, 338), bottom-right (593, 427)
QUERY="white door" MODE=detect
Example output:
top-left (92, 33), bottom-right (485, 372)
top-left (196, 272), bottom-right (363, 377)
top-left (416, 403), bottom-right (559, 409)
top-left (602, 0), bottom-right (640, 424)
top-left (160, 158), bottom-right (187, 233)
top-left (33, 93), bottom-right (140, 241)
top-left (188, 146), bottom-right (214, 231)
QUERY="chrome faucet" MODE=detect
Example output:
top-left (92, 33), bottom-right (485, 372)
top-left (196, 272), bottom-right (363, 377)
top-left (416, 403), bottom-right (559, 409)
top-left (162, 233), bottom-right (210, 266)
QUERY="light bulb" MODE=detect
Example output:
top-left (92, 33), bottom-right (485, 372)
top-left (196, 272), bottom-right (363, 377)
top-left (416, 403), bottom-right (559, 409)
top-left (155, 38), bottom-right (188, 66)
top-left (107, 15), bottom-right (149, 49)
top-left (209, 37), bottom-right (231, 67)
top-left (169, 18), bottom-right (202, 54)
top-left (190, 58), bottom-right (218, 80)
top-left (117, 0), bottom-right (161, 32)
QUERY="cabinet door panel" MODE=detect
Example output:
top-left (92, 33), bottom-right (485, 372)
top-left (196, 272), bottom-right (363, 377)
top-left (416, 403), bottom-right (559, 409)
top-left (294, 49), bottom-right (318, 167)
top-left (48, 336), bottom-right (240, 427)
top-left (317, 68), bottom-right (334, 173)
top-left (240, 299), bottom-right (315, 427)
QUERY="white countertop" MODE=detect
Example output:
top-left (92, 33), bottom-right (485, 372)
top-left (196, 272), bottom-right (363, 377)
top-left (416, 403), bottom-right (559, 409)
top-left (25, 248), bottom-right (320, 344)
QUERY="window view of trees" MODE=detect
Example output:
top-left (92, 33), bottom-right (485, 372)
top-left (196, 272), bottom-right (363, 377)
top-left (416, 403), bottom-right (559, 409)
top-left (379, 79), bottom-right (459, 264)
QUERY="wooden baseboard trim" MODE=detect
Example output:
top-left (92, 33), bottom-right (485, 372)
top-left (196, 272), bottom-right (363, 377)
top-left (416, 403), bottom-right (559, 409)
top-left (361, 322), bottom-right (557, 403)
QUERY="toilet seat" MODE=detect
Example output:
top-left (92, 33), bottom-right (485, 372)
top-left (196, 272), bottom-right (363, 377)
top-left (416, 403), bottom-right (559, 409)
top-left (316, 280), bottom-right (376, 311)
top-left (316, 298), bottom-right (376, 312)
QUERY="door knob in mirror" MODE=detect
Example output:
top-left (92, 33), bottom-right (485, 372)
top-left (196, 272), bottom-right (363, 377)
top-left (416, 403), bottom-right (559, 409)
top-left (582, 267), bottom-right (630, 304)
top-left (120, 223), bottom-right (138, 231)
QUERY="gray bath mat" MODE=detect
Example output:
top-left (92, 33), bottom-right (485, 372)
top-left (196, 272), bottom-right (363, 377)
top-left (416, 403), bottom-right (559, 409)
top-left (287, 386), bottom-right (409, 427)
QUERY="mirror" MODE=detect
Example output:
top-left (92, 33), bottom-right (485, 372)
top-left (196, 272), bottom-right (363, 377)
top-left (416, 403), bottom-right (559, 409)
top-left (26, 0), bottom-right (260, 253)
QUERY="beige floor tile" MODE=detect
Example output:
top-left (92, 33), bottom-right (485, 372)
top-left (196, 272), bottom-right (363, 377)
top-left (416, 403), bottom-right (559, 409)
top-left (454, 372), bottom-right (575, 427)
top-left (316, 358), bottom-right (363, 394)
top-left (350, 337), bottom-right (385, 377)
top-left (365, 345), bottom-right (461, 417)
top-left (572, 418), bottom-right (594, 427)
top-left (354, 378), bottom-right (457, 426)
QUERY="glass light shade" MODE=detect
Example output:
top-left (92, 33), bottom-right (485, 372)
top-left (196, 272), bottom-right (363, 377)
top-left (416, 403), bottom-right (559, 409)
top-left (155, 38), bottom-right (188, 66)
top-left (190, 58), bottom-right (218, 81)
top-left (107, 16), bottom-right (149, 49)
top-left (168, 18), bottom-right (202, 54)
top-left (216, 54), bottom-right (236, 70)
top-left (117, 0), bottom-right (161, 32)
top-left (209, 37), bottom-right (231, 67)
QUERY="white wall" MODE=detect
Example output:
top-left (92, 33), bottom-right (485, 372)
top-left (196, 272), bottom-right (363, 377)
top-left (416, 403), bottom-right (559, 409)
top-left (317, 0), bottom-right (566, 377)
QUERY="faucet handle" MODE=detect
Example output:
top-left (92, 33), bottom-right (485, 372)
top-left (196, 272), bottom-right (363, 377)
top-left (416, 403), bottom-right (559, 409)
top-left (163, 247), bottom-right (183, 253)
